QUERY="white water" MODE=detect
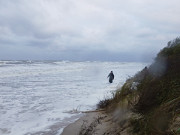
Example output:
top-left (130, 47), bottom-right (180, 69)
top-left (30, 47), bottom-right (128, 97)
top-left (0, 61), bottom-right (147, 135)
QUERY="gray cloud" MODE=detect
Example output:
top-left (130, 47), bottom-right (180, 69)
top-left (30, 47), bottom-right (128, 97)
top-left (0, 0), bottom-right (180, 61)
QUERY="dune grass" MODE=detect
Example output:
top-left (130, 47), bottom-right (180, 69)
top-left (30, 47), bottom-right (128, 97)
top-left (97, 37), bottom-right (180, 134)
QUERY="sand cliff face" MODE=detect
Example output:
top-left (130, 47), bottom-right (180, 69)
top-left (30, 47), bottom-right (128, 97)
top-left (61, 111), bottom-right (133, 135)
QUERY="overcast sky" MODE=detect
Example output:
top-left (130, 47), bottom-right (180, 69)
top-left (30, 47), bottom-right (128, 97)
top-left (0, 0), bottom-right (180, 62)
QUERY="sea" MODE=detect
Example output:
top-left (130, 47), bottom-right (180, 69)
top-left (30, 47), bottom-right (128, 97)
top-left (0, 61), bottom-right (148, 135)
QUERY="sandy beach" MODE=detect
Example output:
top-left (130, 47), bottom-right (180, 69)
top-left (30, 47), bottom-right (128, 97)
top-left (61, 109), bottom-right (131, 135)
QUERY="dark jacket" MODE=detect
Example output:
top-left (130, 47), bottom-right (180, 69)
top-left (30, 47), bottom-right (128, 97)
top-left (108, 72), bottom-right (114, 83)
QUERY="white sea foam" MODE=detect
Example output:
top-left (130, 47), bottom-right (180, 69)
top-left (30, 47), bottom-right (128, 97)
top-left (0, 61), bottom-right (147, 135)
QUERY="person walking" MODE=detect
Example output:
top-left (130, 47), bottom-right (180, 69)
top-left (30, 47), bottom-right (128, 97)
top-left (107, 71), bottom-right (114, 83)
